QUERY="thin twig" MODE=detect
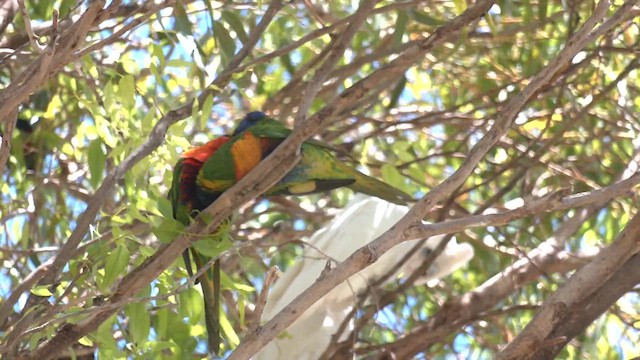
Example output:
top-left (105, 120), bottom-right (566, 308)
top-left (0, 108), bottom-right (17, 178)
top-left (16, 0), bottom-right (45, 52)
top-left (294, 0), bottom-right (377, 124)
top-left (249, 266), bottom-right (282, 331)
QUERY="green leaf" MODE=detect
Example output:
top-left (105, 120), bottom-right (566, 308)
top-left (411, 10), bottom-right (444, 27)
top-left (59, 0), bottom-right (76, 18)
top-left (78, 336), bottom-right (94, 347)
top-left (173, 1), bottom-right (193, 35)
top-left (237, 296), bottom-right (246, 327)
top-left (393, 11), bottom-right (408, 45)
top-left (279, 54), bottom-right (296, 75)
top-left (30, 286), bottom-right (53, 297)
top-left (101, 243), bottom-right (130, 290)
top-left (538, 0), bottom-right (548, 21)
top-left (191, 234), bottom-right (231, 258)
top-left (155, 308), bottom-right (169, 339)
top-left (222, 11), bottom-right (248, 44)
top-left (156, 197), bottom-right (174, 219)
top-left (88, 139), bottom-right (106, 189)
top-left (103, 81), bottom-right (115, 114)
top-left (151, 44), bottom-right (166, 68)
top-left (28, 331), bottom-right (46, 352)
top-left (119, 75), bottom-right (135, 108)
top-left (166, 59), bottom-right (193, 68)
top-left (452, 0), bottom-right (467, 13)
top-left (220, 271), bottom-right (254, 293)
top-left (219, 310), bottom-right (240, 346)
top-left (200, 94), bottom-right (214, 129)
top-left (381, 164), bottom-right (405, 188)
top-left (20, 220), bottom-right (29, 251)
top-left (152, 218), bottom-right (185, 243)
top-left (214, 21), bottom-right (236, 65)
top-left (178, 287), bottom-right (203, 323)
top-left (96, 314), bottom-right (119, 355)
top-left (165, 314), bottom-right (196, 355)
top-left (125, 302), bottom-right (151, 344)
top-left (387, 75), bottom-right (407, 110)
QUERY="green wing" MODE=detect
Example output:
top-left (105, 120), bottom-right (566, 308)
top-left (269, 143), bottom-right (412, 205)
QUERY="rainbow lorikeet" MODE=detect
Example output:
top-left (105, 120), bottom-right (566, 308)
top-left (171, 111), bottom-right (412, 354)
top-left (196, 112), bottom-right (412, 205)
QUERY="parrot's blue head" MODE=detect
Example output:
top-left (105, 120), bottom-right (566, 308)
top-left (233, 111), bottom-right (266, 136)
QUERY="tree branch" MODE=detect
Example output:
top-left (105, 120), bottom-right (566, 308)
top-left (533, 253), bottom-right (640, 359)
top-left (294, 0), bottom-right (377, 123)
top-left (0, 0), bottom-right (90, 124)
top-left (407, 173), bottom-right (640, 240)
top-left (497, 211), bottom-right (640, 359)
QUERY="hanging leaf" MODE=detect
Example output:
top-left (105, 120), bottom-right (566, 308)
top-left (101, 243), bottom-right (130, 290)
top-left (119, 75), bottom-right (135, 109)
top-left (222, 11), bottom-right (248, 44)
top-left (125, 302), bottom-right (151, 344)
top-left (88, 139), bottom-right (106, 189)
top-left (393, 11), bottom-right (408, 45)
top-left (387, 75), bottom-right (407, 111)
top-left (214, 21), bottom-right (236, 65)
top-left (173, 1), bottom-right (193, 35)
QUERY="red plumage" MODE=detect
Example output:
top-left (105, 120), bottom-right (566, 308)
top-left (178, 136), bottom-right (230, 212)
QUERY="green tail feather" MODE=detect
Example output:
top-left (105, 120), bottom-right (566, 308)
top-left (183, 250), bottom-right (194, 278)
top-left (348, 171), bottom-right (413, 205)
top-left (192, 249), bottom-right (221, 355)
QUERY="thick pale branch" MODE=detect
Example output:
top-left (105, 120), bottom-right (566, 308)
top-left (533, 254), bottom-right (640, 359)
top-left (497, 208), bottom-right (640, 359)
top-left (407, 173), bottom-right (640, 239)
top-left (0, 0), bottom-right (102, 124)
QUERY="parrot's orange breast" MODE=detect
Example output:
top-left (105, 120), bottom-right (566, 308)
top-left (230, 132), bottom-right (270, 180)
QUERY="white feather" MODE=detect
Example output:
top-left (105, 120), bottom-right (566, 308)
top-left (256, 196), bottom-right (474, 360)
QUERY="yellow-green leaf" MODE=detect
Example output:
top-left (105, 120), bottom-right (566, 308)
top-left (119, 75), bottom-right (135, 108)
top-left (88, 139), bottom-right (106, 189)
top-left (101, 243), bottom-right (130, 289)
top-left (125, 302), bottom-right (151, 343)
top-left (30, 286), bottom-right (53, 297)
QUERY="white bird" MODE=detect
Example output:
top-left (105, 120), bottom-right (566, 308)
top-left (256, 196), bottom-right (474, 360)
